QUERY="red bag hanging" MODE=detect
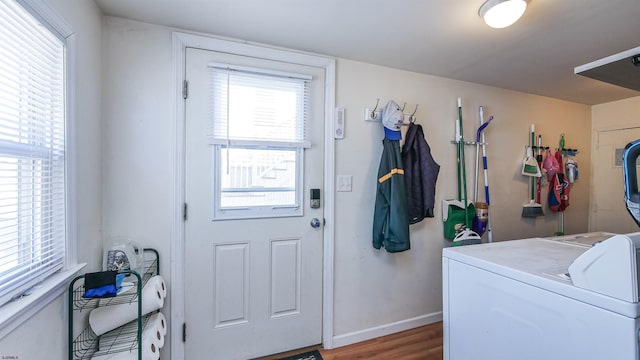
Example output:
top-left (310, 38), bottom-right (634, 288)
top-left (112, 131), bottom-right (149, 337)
top-left (548, 173), bottom-right (569, 212)
top-left (559, 173), bottom-right (570, 211)
top-left (543, 150), bottom-right (559, 181)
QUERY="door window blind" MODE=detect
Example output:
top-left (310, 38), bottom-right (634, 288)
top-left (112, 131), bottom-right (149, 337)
top-left (0, 0), bottom-right (66, 306)
top-left (208, 64), bottom-right (311, 148)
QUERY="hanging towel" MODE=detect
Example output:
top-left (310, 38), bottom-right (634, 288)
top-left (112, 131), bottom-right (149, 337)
top-left (373, 138), bottom-right (410, 252)
top-left (401, 122), bottom-right (440, 224)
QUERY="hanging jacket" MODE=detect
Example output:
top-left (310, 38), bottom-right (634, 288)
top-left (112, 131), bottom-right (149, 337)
top-left (373, 138), bottom-right (410, 252)
top-left (401, 123), bottom-right (440, 224)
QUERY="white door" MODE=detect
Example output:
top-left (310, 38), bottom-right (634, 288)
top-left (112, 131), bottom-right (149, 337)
top-left (591, 127), bottom-right (640, 233)
top-left (184, 47), bottom-right (325, 359)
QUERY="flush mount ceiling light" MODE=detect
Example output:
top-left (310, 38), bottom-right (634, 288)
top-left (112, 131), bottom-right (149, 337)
top-left (479, 0), bottom-right (529, 29)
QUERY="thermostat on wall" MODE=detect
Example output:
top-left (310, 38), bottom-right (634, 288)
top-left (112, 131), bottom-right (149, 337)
top-left (335, 107), bottom-right (345, 139)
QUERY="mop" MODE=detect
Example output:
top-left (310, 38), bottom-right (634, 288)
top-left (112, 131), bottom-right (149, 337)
top-left (479, 111), bottom-right (493, 242)
top-left (472, 106), bottom-right (493, 241)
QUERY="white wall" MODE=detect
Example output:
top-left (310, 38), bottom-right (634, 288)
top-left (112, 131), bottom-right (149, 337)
top-left (332, 60), bottom-right (591, 339)
top-left (101, 16), bottom-right (174, 358)
top-left (100, 16), bottom-right (593, 351)
top-left (0, 0), bottom-right (103, 358)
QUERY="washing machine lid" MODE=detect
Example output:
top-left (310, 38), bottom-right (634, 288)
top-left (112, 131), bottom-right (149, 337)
top-left (443, 237), bottom-right (640, 318)
top-left (569, 233), bottom-right (640, 303)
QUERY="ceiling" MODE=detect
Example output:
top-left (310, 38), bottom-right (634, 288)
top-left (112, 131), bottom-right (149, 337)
top-left (94, 0), bottom-right (640, 105)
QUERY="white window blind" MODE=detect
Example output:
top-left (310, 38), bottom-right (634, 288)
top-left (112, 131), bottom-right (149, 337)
top-left (0, 0), bottom-right (66, 306)
top-left (208, 63), bottom-right (311, 148)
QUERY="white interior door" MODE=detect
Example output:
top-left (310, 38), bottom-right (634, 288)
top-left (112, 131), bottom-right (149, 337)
top-left (591, 127), bottom-right (640, 233)
top-left (184, 47), bottom-right (325, 359)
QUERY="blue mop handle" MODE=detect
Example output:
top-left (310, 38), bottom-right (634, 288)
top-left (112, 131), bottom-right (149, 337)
top-left (483, 159), bottom-right (490, 204)
top-left (480, 116), bottom-right (493, 205)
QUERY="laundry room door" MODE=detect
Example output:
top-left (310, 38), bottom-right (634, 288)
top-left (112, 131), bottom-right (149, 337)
top-left (591, 127), bottom-right (640, 233)
top-left (184, 47), bottom-right (325, 359)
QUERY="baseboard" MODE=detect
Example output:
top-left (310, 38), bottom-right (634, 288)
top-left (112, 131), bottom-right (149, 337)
top-left (329, 311), bottom-right (443, 349)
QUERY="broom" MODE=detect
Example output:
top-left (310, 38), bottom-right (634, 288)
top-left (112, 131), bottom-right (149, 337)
top-left (522, 125), bottom-right (544, 217)
top-left (451, 98), bottom-right (481, 246)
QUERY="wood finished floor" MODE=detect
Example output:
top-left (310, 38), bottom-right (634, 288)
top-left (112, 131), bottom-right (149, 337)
top-left (258, 321), bottom-right (443, 360)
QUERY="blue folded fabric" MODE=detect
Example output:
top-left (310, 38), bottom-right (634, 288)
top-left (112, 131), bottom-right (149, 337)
top-left (82, 271), bottom-right (121, 298)
top-left (83, 285), bottom-right (117, 298)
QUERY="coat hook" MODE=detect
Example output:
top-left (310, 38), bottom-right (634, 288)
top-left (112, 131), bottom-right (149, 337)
top-left (371, 98), bottom-right (380, 119)
top-left (409, 104), bottom-right (418, 123)
top-left (401, 102), bottom-right (407, 112)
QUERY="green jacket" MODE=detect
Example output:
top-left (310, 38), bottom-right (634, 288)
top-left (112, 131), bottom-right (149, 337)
top-left (373, 139), bottom-right (410, 252)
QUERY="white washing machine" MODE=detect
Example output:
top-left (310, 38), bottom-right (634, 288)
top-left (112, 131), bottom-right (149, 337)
top-left (442, 232), bottom-right (640, 360)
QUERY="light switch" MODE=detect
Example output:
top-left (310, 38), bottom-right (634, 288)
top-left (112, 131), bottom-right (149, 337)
top-left (337, 175), bottom-right (352, 192)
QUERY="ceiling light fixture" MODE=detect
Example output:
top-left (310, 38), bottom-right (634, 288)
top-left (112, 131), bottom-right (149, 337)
top-left (479, 0), bottom-right (529, 29)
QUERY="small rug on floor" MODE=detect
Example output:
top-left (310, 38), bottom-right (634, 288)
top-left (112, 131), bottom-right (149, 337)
top-left (278, 349), bottom-right (323, 360)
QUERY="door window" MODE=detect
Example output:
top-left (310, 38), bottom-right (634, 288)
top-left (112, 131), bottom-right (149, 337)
top-left (208, 64), bottom-right (310, 220)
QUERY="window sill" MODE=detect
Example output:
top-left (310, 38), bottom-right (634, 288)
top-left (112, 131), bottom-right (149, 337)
top-left (0, 263), bottom-right (86, 340)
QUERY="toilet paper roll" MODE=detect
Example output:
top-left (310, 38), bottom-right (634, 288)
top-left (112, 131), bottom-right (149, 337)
top-left (141, 322), bottom-right (162, 360)
top-left (89, 280), bottom-right (165, 336)
top-left (147, 311), bottom-right (167, 336)
top-left (144, 313), bottom-right (165, 349)
top-left (96, 315), bottom-right (164, 359)
top-left (145, 275), bottom-right (166, 299)
top-left (92, 322), bottom-right (164, 360)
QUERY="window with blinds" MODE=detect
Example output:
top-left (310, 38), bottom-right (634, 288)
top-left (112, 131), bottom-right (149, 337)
top-left (0, 0), bottom-right (67, 306)
top-left (208, 64), bottom-right (310, 219)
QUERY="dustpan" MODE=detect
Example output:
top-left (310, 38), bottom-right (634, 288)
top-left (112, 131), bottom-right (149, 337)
top-left (443, 200), bottom-right (475, 239)
top-left (521, 146), bottom-right (541, 177)
top-left (451, 227), bottom-right (483, 247)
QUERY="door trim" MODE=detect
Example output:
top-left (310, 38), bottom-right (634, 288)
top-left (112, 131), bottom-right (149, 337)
top-left (171, 32), bottom-right (336, 359)
top-left (589, 126), bottom-right (640, 232)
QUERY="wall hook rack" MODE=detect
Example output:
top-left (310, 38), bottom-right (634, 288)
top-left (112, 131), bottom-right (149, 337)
top-left (559, 148), bottom-right (579, 156)
top-left (409, 105), bottom-right (418, 123)
top-left (367, 98), bottom-right (381, 120)
top-left (364, 99), bottom-right (420, 124)
top-left (451, 140), bottom-right (486, 146)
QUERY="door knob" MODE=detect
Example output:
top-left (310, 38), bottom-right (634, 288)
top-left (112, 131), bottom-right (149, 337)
top-left (310, 218), bottom-right (321, 228)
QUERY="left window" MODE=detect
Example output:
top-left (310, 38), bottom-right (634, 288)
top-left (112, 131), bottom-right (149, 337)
top-left (0, 0), bottom-right (67, 307)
